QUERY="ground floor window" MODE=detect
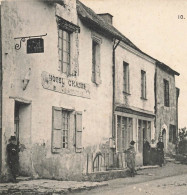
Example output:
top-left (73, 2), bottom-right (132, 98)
top-left (138, 120), bottom-right (151, 153)
top-left (116, 115), bottom-right (133, 152)
top-left (52, 107), bottom-right (82, 153)
top-left (169, 124), bottom-right (176, 144)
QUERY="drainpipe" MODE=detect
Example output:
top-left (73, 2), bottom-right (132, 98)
top-left (112, 39), bottom-right (120, 150)
top-left (176, 88), bottom-right (180, 138)
top-left (154, 64), bottom-right (157, 140)
top-left (0, 5), bottom-right (2, 173)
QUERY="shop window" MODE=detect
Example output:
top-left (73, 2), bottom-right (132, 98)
top-left (51, 107), bottom-right (82, 153)
top-left (138, 119), bottom-right (151, 153)
top-left (141, 70), bottom-right (147, 99)
top-left (116, 116), bottom-right (133, 152)
top-left (123, 62), bottom-right (130, 93)
top-left (92, 34), bottom-right (102, 85)
top-left (58, 29), bottom-right (71, 75)
top-left (169, 125), bottom-right (176, 144)
top-left (164, 79), bottom-right (170, 107)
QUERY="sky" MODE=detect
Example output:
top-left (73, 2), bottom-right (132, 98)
top-left (82, 0), bottom-right (187, 128)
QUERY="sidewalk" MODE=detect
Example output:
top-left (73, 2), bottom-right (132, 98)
top-left (0, 180), bottom-right (108, 195)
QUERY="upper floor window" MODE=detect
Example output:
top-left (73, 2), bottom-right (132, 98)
top-left (123, 62), bottom-right (130, 93)
top-left (141, 70), bottom-right (146, 99)
top-left (57, 16), bottom-right (80, 76)
top-left (58, 29), bottom-right (71, 75)
top-left (164, 79), bottom-right (169, 107)
top-left (92, 33), bottom-right (102, 85)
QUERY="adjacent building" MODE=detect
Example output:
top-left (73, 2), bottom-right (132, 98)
top-left (155, 62), bottom-right (180, 154)
top-left (0, 0), bottom-right (180, 180)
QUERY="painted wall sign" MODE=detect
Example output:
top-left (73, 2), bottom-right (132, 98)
top-left (27, 38), bottom-right (44, 53)
top-left (41, 71), bottom-right (90, 99)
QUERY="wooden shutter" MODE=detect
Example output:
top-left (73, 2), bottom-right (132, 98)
top-left (117, 116), bottom-right (122, 152)
top-left (95, 43), bottom-right (101, 85)
top-left (52, 107), bottom-right (62, 153)
top-left (75, 111), bottom-right (82, 153)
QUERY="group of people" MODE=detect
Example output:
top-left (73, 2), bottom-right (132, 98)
top-left (6, 135), bottom-right (165, 182)
top-left (143, 138), bottom-right (164, 167)
top-left (125, 137), bottom-right (165, 177)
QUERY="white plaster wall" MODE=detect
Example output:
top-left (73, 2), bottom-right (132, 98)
top-left (78, 19), bottom-right (113, 148)
top-left (115, 45), bottom-right (155, 113)
top-left (1, 0), bottom-right (113, 178)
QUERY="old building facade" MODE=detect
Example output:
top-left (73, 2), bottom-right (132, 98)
top-left (0, 0), bottom-right (179, 180)
top-left (0, 0), bottom-right (115, 180)
top-left (114, 42), bottom-right (156, 165)
top-left (155, 62), bottom-right (180, 154)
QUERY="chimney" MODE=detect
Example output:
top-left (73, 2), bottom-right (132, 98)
top-left (97, 13), bottom-right (113, 25)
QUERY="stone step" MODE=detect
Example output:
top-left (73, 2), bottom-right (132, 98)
top-left (16, 176), bottom-right (32, 181)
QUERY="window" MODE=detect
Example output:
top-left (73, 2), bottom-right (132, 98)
top-left (58, 29), bottom-right (71, 75)
top-left (116, 116), bottom-right (133, 152)
top-left (123, 62), bottom-right (130, 93)
top-left (62, 111), bottom-right (69, 148)
top-left (141, 70), bottom-right (146, 99)
top-left (169, 125), bottom-right (176, 144)
top-left (92, 38), bottom-right (101, 85)
top-left (51, 107), bottom-right (82, 153)
top-left (138, 120), bottom-right (151, 153)
top-left (164, 79), bottom-right (170, 107)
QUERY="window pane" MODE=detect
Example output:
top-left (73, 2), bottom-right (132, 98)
top-left (62, 62), bottom-right (67, 73)
top-left (59, 29), bottom-right (63, 38)
top-left (63, 51), bottom-right (68, 63)
top-left (58, 30), bottom-right (71, 74)
top-left (141, 70), bottom-right (146, 98)
top-left (59, 37), bottom-right (62, 49)
top-left (123, 62), bottom-right (129, 93)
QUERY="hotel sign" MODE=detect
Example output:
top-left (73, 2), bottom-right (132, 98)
top-left (41, 71), bottom-right (90, 99)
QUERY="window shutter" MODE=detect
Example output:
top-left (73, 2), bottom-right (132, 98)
top-left (75, 111), bottom-right (82, 153)
top-left (52, 107), bottom-right (62, 153)
top-left (92, 42), bottom-right (96, 83)
top-left (117, 116), bottom-right (122, 152)
top-left (95, 44), bottom-right (101, 85)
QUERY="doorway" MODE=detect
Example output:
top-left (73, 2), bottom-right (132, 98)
top-left (162, 129), bottom-right (166, 152)
top-left (14, 101), bottom-right (32, 176)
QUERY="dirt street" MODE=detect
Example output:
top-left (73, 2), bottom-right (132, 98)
top-left (72, 174), bottom-right (187, 195)
top-left (70, 162), bottom-right (187, 195)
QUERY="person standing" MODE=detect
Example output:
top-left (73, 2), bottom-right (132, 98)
top-left (150, 139), bottom-right (157, 165)
top-left (157, 137), bottom-right (164, 167)
top-left (125, 140), bottom-right (136, 177)
top-left (143, 138), bottom-right (150, 166)
top-left (6, 136), bottom-right (20, 183)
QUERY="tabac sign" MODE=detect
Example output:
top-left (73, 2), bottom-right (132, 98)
top-left (41, 71), bottom-right (90, 99)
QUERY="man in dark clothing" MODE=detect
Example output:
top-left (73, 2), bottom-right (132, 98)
top-left (7, 136), bottom-right (20, 182)
top-left (157, 137), bottom-right (164, 167)
top-left (125, 140), bottom-right (136, 177)
top-left (143, 138), bottom-right (150, 166)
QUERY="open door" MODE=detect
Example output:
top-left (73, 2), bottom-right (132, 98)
top-left (14, 101), bottom-right (32, 176)
top-left (162, 129), bottom-right (166, 152)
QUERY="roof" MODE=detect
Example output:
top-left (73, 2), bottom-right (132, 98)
top-left (77, 0), bottom-right (180, 76)
top-left (77, 0), bottom-right (141, 51)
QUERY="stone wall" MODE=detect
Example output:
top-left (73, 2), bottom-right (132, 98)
top-left (155, 66), bottom-right (177, 153)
